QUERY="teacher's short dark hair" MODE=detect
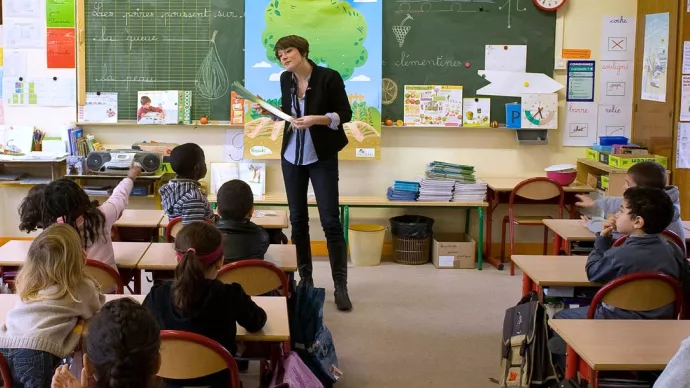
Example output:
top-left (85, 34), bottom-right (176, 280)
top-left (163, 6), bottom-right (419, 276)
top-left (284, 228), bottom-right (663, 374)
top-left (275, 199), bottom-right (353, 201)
top-left (274, 35), bottom-right (309, 59)
top-left (217, 179), bottom-right (254, 220)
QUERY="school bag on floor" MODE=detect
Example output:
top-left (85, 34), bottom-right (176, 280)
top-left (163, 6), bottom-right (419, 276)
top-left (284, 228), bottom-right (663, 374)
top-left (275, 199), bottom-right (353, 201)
top-left (288, 285), bottom-right (342, 387)
top-left (499, 292), bottom-right (558, 388)
top-left (270, 351), bottom-right (324, 388)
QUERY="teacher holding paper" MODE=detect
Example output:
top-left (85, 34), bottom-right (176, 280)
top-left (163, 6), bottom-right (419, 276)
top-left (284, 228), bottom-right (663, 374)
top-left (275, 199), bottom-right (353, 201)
top-left (254, 35), bottom-right (353, 311)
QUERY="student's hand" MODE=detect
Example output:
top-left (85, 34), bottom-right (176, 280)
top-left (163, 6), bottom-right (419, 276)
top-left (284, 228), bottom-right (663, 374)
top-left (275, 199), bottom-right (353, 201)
top-left (128, 161), bottom-right (143, 180)
top-left (575, 194), bottom-right (595, 208)
top-left (81, 353), bottom-right (94, 388)
top-left (252, 95), bottom-right (271, 116)
top-left (293, 115), bottom-right (325, 129)
top-left (579, 215), bottom-right (590, 227)
top-left (601, 216), bottom-right (616, 237)
top-left (51, 365), bottom-right (81, 388)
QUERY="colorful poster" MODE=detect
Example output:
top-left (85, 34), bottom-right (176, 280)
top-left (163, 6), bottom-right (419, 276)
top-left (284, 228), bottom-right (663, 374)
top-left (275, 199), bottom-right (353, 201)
top-left (566, 61), bottom-right (595, 102)
top-left (243, 0), bottom-right (382, 161)
top-left (403, 85), bottom-right (463, 127)
top-left (641, 13), bottom-right (670, 102)
top-left (462, 98), bottom-right (490, 127)
top-left (521, 93), bottom-right (558, 130)
top-left (47, 28), bottom-right (75, 68)
top-left (46, 0), bottom-right (75, 28)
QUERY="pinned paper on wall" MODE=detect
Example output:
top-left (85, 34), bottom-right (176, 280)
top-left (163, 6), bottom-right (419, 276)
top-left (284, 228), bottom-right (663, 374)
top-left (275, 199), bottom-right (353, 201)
top-left (641, 13), bottom-right (670, 102)
top-left (600, 16), bottom-right (636, 61)
top-left (477, 71), bottom-right (564, 97)
top-left (46, 0), bottom-right (76, 28)
top-left (680, 76), bottom-right (690, 122)
top-left (563, 102), bottom-right (598, 147)
top-left (47, 28), bottom-right (75, 68)
top-left (78, 92), bottom-right (118, 123)
top-left (599, 61), bottom-right (634, 105)
top-left (3, 77), bottom-right (76, 106)
top-left (597, 104), bottom-right (632, 138)
top-left (223, 129), bottom-right (245, 162)
top-left (4, 0), bottom-right (42, 17)
top-left (683, 42), bottom-right (690, 74)
top-left (3, 19), bottom-right (44, 48)
top-left (3, 50), bottom-right (27, 77)
top-left (677, 123), bottom-right (690, 169)
top-left (485, 45), bottom-right (527, 73)
top-left (566, 61), bottom-right (595, 102)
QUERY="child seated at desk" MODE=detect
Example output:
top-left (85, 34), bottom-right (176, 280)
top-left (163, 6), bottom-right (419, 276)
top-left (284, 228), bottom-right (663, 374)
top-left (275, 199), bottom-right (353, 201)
top-left (216, 179), bottom-right (270, 263)
top-left (159, 143), bottom-right (216, 225)
top-left (576, 161), bottom-right (685, 242)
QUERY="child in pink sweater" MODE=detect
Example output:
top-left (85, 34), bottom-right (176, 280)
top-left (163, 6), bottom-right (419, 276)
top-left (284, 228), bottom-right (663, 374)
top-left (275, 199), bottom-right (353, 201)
top-left (18, 163), bottom-right (141, 269)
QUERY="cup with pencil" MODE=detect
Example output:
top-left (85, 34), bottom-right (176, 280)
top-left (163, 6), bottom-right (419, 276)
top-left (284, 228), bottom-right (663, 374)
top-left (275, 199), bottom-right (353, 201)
top-left (32, 130), bottom-right (45, 152)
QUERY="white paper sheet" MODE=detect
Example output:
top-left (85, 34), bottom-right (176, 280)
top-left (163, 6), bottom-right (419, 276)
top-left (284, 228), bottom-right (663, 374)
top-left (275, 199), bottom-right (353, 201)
top-left (3, 50), bottom-right (27, 77)
top-left (597, 104), bottom-right (632, 139)
top-left (599, 61), bottom-right (634, 105)
top-left (677, 123), bottom-right (690, 169)
top-left (485, 45), bottom-right (527, 73)
top-left (681, 76), bottom-right (690, 122)
top-left (563, 102), bottom-right (598, 147)
top-left (209, 162), bottom-right (240, 195)
top-left (4, 77), bottom-right (76, 106)
top-left (233, 82), bottom-right (292, 122)
top-left (477, 71), bottom-right (564, 97)
top-left (223, 128), bottom-right (245, 162)
top-left (641, 13), bottom-right (670, 102)
top-left (683, 42), bottom-right (690, 74)
top-left (3, 0), bottom-right (42, 17)
top-left (239, 162), bottom-right (266, 195)
top-left (3, 18), bottom-right (44, 48)
top-left (78, 92), bottom-right (118, 123)
top-left (600, 16), bottom-right (636, 61)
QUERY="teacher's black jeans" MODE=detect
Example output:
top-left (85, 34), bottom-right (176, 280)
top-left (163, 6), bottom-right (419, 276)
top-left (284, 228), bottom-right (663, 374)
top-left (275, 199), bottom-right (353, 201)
top-left (281, 155), bottom-right (347, 285)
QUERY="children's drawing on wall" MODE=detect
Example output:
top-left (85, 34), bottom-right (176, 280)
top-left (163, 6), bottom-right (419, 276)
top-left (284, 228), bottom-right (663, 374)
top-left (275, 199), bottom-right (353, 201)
top-left (243, 0), bottom-right (382, 161)
top-left (641, 12), bottom-right (670, 102)
top-left (239, 162), bottom-right (266, 195)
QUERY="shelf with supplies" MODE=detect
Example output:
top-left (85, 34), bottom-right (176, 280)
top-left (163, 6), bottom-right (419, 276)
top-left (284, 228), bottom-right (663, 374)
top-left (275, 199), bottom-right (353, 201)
top-left (74, 121), bottom-right (244, 129)
top-left (0, 158), bottom-right (67, 183)
top-left (64, 173), bottom-right (173, 210)
top-left (576, 158), bottom-right (628, 197)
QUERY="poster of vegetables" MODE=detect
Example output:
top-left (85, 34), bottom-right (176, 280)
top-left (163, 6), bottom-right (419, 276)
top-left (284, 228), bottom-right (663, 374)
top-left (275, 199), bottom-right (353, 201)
top-left (462, 98), bottom-right (491, 127)
top-left (403, 85), bottom-right (464, 127)
top-left (243, 0), bottom-right (382, 160)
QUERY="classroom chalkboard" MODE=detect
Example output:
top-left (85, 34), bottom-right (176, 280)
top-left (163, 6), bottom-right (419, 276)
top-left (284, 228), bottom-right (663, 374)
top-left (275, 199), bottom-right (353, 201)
top-left (382, 1), bottom-right (557, 124)
top-left (84, 0), bottom-right (244, 121)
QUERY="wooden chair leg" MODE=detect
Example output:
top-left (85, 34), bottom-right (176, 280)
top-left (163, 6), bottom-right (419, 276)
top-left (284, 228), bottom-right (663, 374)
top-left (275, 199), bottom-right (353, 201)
top-left (509, 221), bottom-right (516, 276)
top-left (542, 225), bottom-right (549, 255)
top-left (500, 219), bottom-right (508, 263)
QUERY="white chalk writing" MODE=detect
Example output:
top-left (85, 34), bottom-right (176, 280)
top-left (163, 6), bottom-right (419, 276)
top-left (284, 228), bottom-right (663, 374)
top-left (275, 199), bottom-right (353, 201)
top-left (93, 26), bottom-right (117, 42)
top-left (91, 2), bottom-right (113, 17)
top-left (126, 35), bottom-right (158, 50)
top-left (124, 10), bottom-right (155, 25)
top-left (161, 9), bottom-right (211, 25)
top-left (394, 51), bottom-right (464, 67)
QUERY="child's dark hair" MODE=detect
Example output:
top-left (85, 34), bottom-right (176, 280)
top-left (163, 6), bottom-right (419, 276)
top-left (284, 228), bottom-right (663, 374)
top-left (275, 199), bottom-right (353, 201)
top-left (140, 96), bottom-right (151, 105)
top-left (18, 184), bottom-right (47, 233)
top-left (170, 143), bottom-right (205, 179)
top-left (86, 298), bottom-right (161, 388)
top-left (217, 179), bottom-right (254, 220)
top-left (623, 186), bottom-right (674, 234)
top-left (40, 179), bottom-right (105, 248)
top-left (173, 222), bottom-right (223, 315)
top-left (627, 161), bottom-right (666, 189)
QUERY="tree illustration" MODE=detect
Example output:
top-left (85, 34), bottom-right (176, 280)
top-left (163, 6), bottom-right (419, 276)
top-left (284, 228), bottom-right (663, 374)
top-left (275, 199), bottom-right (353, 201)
top-left (261, 0), bottom-right (368, 81)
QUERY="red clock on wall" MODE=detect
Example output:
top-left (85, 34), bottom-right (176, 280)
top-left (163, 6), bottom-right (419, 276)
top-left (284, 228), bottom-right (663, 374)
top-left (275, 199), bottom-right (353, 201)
top-left (533, 0), bottom-right (566, 11)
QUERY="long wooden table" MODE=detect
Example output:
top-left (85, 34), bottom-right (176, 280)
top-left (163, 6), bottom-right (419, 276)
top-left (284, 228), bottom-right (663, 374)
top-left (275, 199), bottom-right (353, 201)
top-left (512, 255), bottom-right (596, 296)
top-left (481, 177), bottom-right (594, 270)
top-left (0, 240), bottom-right (150, 268)
top-left (207, 194), bottom-right (489, 269)
top-left (136, 243), bottom-right (297, 272)
top-left (158, 209), bottom-right (289, 230)
top-left (114, 209), bottom-right (166, 228)
top-left (550, 320), bottom-right (690, 387)
top-left (543, 219), bottom-right (596, 255)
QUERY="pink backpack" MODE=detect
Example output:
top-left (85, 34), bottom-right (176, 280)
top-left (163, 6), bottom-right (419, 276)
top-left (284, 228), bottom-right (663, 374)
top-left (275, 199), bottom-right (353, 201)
top-left (270, 351), bottom-right (323, 388)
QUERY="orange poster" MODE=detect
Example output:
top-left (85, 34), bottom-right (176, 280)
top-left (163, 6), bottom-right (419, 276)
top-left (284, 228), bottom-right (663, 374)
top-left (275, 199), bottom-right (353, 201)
top-left (47, 28), bottom-right (75, 68)
top-left (562, 49), bottom-right (592, 59)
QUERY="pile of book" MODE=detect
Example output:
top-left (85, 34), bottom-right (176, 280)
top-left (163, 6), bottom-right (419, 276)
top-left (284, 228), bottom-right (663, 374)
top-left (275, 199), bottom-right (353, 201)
top-left (386, 180), bottom-right (420, 201)
top-left (426, 161), bottom-right (476, 183)
top-left (415, 176), bottom-right (454, 201)
top-left (416, 161), bottom-right (487, 202)
top-left (453, 181), bottom-right (487, 202)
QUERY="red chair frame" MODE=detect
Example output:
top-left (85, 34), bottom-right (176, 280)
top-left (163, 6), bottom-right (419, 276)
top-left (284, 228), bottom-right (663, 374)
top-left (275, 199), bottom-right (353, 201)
top-left (0, 353), bottom-right (12, 388)
top-left (612, 230), bottom-right (686, 255)
top-left (86, 259), bottom-right (124, 294)
top-left (218, 259), bottom-right (289, 297)
top-left (164, 217), bottom-right (183, 243)
top-left (159, 330), bottom-right (240, 388)
top-left (504, 177), bottom-right (565, 276)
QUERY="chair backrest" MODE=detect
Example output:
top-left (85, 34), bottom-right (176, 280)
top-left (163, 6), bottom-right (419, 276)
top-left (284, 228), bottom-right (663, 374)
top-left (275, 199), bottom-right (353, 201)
top-left (587, 271), bottom-right (684, 319)
top-left (158, 330), bottom-right (240, 388)
top-left (85, 259), bottom-right (124, 294)
top-left (217, 259), bottom-right (289, 296)
top-left (0, 353), bottom-right (13, 388)
top-left (165, 217), bottom-right (183, 243)
top-left (509, 177), bottom-right (565, 218)
top-left (612, 230), bottom-right (685, 254)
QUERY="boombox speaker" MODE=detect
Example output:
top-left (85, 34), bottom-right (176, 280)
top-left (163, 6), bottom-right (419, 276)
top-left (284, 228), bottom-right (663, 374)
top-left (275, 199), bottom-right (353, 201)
top-left (86, 150), bottom-right (161, 175)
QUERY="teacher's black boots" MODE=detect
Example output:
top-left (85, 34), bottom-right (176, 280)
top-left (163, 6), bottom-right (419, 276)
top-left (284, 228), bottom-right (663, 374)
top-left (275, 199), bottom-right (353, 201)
top-left (335, 285), bottom-right (352, 311)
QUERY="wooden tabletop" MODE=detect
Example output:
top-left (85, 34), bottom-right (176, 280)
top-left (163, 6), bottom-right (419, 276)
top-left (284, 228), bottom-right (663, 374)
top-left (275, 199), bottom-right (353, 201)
top-left (159, 210), bottom-right (289, 229)
top-left (114, 209), bottom-right (165, 228)
top-left (0, 294), bottom-right (289, 342)
top-left (0, 240), bottom-right (151, 268)
top-left (511, 255), bottom-right (596, 287)
top-left (549, 320), bottom-right (690, 371)
top-left (481, 177), bottom-right (594, 193)
top-left (206, 194), bottom-right (487, 207)
top-left (543, 219), bottom-right (596, 241)
top-left (136, 243), bottom-right (297, 272)
top-left (684, 221), bottom-right (690, 232)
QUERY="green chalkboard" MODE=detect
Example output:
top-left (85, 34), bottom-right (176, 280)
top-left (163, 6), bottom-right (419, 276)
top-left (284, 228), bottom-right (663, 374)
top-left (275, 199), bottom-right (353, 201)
top-left (85, 0), bottom-right (244, 121)
top-left (382, 1), bottom-right (557, 124)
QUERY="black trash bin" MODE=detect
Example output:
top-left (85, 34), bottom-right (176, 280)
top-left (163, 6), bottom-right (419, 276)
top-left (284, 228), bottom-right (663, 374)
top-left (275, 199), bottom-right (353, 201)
top-left (389, 215), bottom-right (434, 265)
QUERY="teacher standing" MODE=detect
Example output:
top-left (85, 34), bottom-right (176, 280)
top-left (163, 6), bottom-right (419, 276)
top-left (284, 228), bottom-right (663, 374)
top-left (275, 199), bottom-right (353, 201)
top-left (255, 35), bottom-right (353, 311)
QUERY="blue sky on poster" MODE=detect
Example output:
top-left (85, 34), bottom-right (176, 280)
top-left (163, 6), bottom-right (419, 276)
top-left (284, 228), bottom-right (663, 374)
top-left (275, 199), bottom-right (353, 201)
top-left (244, 0), bottom-right (381, 109)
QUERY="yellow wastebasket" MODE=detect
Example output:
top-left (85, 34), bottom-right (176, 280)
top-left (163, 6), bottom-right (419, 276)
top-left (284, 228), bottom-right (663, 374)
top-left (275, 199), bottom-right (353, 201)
top-left (348, 224), bottom-right (386, 266)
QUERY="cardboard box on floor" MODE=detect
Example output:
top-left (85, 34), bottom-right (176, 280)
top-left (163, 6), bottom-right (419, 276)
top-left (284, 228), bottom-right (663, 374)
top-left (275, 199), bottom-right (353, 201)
top-left (432, 233), bottom-right (475, 269)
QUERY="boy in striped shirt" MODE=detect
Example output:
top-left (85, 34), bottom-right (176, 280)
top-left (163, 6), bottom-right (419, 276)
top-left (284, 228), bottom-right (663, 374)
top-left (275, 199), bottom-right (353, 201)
top-left (159, 143), bottom-right (216, 224)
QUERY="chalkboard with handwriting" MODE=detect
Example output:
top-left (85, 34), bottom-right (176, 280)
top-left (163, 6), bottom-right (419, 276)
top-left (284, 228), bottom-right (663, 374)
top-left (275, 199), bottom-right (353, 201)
top-left (382, 1), bottom-right (556, 124)
top-left (85, 0), bottom-right (243, 121)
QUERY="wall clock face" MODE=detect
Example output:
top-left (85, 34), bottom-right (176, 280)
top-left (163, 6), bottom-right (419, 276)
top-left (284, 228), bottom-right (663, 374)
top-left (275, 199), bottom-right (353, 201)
top-left (533, 0), bottom-right (566, 11)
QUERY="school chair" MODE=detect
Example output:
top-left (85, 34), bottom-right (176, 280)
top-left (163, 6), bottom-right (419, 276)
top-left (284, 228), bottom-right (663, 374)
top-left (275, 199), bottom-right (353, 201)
top-left (85, 259), bottom-right (124, 294)
top-left (217, 259), bottom-right (289, 297)
top-left (500, 177), bottom-right (565, 276)
top-left (587, 272), bottom-right (684, 319)
top-left (0, 353), bottom-right (12, 388)
top-left (158, 330), bottom-right (240, 388)
top-left (612, 230), bottom-right (686, 255)
top-left (165, 217), bottom-right (215, 243)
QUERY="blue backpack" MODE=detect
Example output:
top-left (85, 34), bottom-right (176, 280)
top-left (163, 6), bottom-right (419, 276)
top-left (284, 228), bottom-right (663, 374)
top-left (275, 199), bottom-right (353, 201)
top-left (288, 285), bottom-right (342, 387)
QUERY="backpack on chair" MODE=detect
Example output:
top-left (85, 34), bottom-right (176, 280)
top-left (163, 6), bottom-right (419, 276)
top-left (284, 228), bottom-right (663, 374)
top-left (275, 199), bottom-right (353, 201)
top-left (499, 292), bottom-right (558, 388)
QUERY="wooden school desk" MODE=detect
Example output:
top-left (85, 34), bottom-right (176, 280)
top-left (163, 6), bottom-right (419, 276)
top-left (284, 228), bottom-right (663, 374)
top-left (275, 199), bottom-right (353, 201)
top-left (550, 320), bottom-right (690, 388)
top-left (543, 219), bottom-right (595, 255)
top-left (158, 209), bottom-right (289, 230)
top-left (114, 209), bottom-right (165, 228)
top-left (512, 255), bottom-right (596, 297)
top-left (136, 243), bottom-right (297, 273)
top-left (481, 177), bottom-right (593, 270)
top-left (207, 194), bottom-right (488, 269)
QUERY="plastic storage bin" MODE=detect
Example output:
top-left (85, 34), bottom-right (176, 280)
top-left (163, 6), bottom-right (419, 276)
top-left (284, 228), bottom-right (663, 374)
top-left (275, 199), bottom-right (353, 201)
top-left (598, 136), bottom-right (629, 146)
top-left (348, 224), bottom-right (386, 266)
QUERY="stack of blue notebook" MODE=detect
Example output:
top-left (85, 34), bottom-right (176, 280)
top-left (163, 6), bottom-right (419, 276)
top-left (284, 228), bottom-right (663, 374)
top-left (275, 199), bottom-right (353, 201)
top-left (386, 180), bottom-right (420, 201)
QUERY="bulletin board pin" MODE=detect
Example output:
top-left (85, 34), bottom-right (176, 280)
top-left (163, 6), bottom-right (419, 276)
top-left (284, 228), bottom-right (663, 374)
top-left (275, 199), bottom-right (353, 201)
top-left (504, 46), bottom-right (508, 50)
top-left (474, 98), bottom-right (479, 102)
top-left (96, 92), bottom-right (101, 96)
top-left (53, 77), bottom-right (57, 81)
top-left (18, 77), bottom-right (23, 81)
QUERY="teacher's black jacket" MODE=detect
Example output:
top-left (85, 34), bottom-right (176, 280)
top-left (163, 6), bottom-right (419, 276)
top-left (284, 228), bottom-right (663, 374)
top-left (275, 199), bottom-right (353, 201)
top-left (279, 60), bottom-right (353, 160)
